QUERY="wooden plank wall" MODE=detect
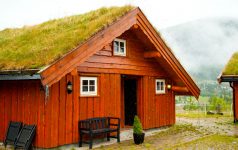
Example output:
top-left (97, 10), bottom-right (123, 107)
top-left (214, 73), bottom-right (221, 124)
top-left (78, 30), bottom-right (166, 77)
top-left (0, 29), bottom-right (176, 148)
top-left (234, 83), bottom-right (238, 121)
top-left (0, 80), bottom-right (45, 147)
top-left (142, 76), bottom-right (175, 129)
top-left (78, 29), bottom-right (176, 129)
top-left (0, 73), bottom-right (122, 148)
top-left (0, 75), bottom-right (175, 148)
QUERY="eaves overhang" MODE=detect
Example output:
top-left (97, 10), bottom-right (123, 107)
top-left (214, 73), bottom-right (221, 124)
top-left (218, 74), bottom-right (238, 83)
top-left (0, 69), bottom-right (41, 80)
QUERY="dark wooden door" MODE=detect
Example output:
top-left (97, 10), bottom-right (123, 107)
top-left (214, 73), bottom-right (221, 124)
top-left (124, 79), bottom-right (137, 126)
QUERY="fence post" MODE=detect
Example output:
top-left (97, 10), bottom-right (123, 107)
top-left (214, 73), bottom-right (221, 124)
top-left (205, 103), bottom-right (206, 116)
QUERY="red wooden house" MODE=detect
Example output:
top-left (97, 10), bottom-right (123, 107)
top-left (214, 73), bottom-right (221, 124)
top-left (218, 52), bottom-right (238, 122)
top-left (0, 6), bottom-right (200, 148)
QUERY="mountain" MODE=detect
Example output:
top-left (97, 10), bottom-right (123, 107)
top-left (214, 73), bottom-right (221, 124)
top-left (160, 18), bottom-right (238, 81)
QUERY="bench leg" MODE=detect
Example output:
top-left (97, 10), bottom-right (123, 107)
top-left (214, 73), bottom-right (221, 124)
top-left (79, 132), bottom-right (83, 147)
top-left (107, 133), bottom-right (110, 141)
top-left (117, 130), bottom-right (120, 142)
top-left (89, 134), bottom-right (93, 149)
top-left (3, 141), bottom-right (7, 148)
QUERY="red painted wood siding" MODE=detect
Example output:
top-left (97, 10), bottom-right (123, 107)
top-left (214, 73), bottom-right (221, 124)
top-left (234, 83), bottom-right (238, 121)
top-left (0, 29), bottom-right (176, 148)
top-left (0, 80), bottom-right (45, 147)
top-left (0, 74), bottom-right (175, 148)
top-left (78, 29), bottom-right (176, 129)
top-left (0, 73), bottom-right (122, 148)
top-left (78, 30), bottom-right (166, 77)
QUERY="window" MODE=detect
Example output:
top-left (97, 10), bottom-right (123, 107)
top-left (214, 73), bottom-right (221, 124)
top-left (113, 38), bottom-right (126, 56)
top-left (155, 79), bottom-right (165, 94)
top-left (80, 77), bottom-right (97, 96)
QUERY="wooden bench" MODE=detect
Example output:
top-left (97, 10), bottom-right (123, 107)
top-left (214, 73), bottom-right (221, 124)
top-left (78, 117), bottom-right (120, 149)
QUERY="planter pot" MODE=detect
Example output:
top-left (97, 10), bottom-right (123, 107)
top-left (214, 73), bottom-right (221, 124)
top-left (133, 133), bottom-right (145, 144)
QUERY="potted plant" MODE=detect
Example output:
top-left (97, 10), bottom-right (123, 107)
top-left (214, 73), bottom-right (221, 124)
top-left (133, 115), bottom-right (145, 144)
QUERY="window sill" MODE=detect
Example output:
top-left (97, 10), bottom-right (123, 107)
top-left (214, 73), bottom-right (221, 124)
top-left (155, 93), bottom-right (166, 95)
top-left (79, 95), bottom-right (100, 98)
top-left (113, 54), bottom-right (127, 57)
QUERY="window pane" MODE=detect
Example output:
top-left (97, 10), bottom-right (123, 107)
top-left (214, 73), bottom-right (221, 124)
top-left (120, 47), bottom-right (124, 53)
top-left (157, 82), bottom-right (160, 90)
top-left (120, 42), bottom-right (124, 48)
top-left (161, 82), bottom-right (164, 90)
top-left (114, 41), bottom-right (119, 47)
top-left (89, 80), bottom-right (95, 85)
top-left (83, 80), bottom-right (88, 86)
top-left (89, 86), bottom-right (95, 92)
top-left (114, 41), bottom-right (119, 52)
top-left (82, 86), bottom-right (88, 92)
top-left (156, 80), bottom-right (165, 94)
top-left (114, 46), bottom-right (119, 52)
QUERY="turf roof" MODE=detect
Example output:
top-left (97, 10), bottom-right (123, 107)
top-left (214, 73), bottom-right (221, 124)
top-left (0, 5), bottom-right (134, 70)
top-left (222, 52), bottom-right (238, 75)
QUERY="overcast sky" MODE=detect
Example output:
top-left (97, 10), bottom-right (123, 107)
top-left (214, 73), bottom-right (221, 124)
top-left (1, 0), bottom-right (238, 30)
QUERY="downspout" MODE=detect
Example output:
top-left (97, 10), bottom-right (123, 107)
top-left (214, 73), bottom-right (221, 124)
top-left (39, 71), bottom-right (50, 104)
top-left (230, 82), bottom-right (236, 123)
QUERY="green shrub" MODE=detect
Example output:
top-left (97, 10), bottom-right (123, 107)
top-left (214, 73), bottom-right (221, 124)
top-left (208, 96), bottom-right (227, 111)
top-left (133, 115), bottom-right (143, 134)
top-left (183, 104), bottom-right (200, 111)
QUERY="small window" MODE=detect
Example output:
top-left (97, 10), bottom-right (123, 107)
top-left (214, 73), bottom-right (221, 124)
top-left (155, 79), bottom-right (165, 94)
top-left (80, 77), bottom-right (97, 96)
top-left (113, 38), bottom-right (126, 56)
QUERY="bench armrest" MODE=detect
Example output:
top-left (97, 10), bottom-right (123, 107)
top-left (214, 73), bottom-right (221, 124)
top-left (108, 117), bottom-right (120, 120)
top-left (108, 117), bottom-right (120, 129)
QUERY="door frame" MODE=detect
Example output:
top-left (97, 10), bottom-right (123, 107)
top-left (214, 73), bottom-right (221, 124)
top-left (121, 75), bottom-right (142, 127)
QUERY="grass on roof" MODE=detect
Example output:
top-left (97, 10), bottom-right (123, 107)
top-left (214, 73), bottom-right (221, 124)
top-left (222, 52), bottom-right (238, 75)
top-left (0, 5), bottom-right (134, 70)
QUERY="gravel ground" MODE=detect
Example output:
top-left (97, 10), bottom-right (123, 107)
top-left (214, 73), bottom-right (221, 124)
top-left (176, 116), bottom-right (238, 136)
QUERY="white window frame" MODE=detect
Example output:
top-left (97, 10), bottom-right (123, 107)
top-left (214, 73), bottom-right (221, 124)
top-left (113, 38), bottom-right (126, 56)
top-left (155, 79), bottom-right (165, 94)
top-left (80, 77), bottom-right (97, 96)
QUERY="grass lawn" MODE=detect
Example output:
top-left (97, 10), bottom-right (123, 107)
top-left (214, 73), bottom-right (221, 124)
top-left (170, 134), bottom-right (238, 150)
top-left (96, 115), bottom-right (238, 150)
top-left (176, 111), bottom-right (232, 118)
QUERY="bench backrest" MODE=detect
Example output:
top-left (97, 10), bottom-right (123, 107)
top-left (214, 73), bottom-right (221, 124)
top-left (79, 117), bottom-right (109, 130)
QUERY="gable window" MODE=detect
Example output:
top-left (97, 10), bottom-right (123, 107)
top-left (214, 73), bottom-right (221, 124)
top-left (80, 77), bottom-right (97, 96)
top-left (113, 38), bottom-right (126, 56)
top-left (155, 79), bottom-right (165, 94)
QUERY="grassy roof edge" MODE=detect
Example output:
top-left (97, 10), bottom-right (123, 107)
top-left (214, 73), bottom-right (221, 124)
top-left (0, 5), bottom-right (135, 71)
top-left (222, 52), bottom-right (238, 75)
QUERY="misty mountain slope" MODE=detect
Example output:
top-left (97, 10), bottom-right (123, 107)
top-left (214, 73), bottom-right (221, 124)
top-left (160, 18), bottom-right (238, 81)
